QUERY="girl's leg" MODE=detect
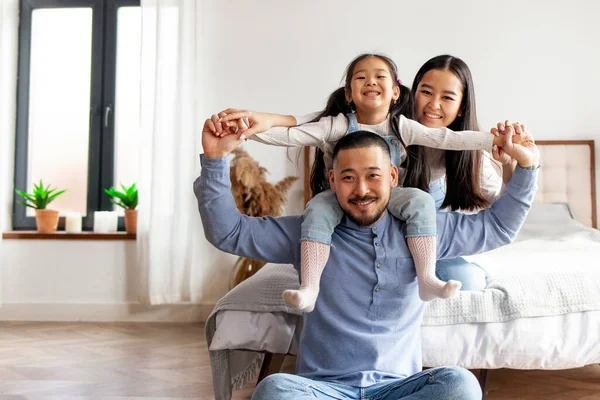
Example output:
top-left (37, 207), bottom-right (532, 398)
top-left (283, 190), bottom-right (343, 312)
top-left (283, 240), bottom-right (330, 312)
top-left (388, 187), bottom-right (461, 301)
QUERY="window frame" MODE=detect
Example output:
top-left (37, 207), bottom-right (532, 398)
top-left (13, 0), bottom-right (140, 231)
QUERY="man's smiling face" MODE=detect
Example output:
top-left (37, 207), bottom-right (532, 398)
top-left (329, 144), bottom-right (398, 226)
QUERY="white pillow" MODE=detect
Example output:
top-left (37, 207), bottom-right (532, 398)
top-left (525, 202), bottom-right (574, 224)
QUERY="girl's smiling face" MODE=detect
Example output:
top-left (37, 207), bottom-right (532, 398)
top-left (415, 68), bottom-right (464, 129)
top-left (346, 56), bottom-right (400, 116)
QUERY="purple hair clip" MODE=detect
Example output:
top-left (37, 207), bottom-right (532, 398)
top-left (397, 78), bottom-right (403, 86)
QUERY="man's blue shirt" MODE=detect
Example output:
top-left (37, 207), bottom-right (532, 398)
top-left (195, 155), bottom-right (538, 387)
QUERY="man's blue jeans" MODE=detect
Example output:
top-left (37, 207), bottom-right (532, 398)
top-left (251, 367), bottom-right (482, 399)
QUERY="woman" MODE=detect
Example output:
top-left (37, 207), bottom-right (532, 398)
top-left (406, 54), bottom-right (517, 290)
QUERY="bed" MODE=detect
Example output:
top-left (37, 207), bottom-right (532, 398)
top-left (205, 140), bottom-right (599, 400)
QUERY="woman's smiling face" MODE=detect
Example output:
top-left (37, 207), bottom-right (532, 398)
top-left (415, 68), bottom-right (463, 129)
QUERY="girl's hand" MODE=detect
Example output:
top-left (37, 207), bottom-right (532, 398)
top-left (491, 144), bottom-right (513, 165)
top-left (217, 108), bottom-right (276, 140)
top-left (491, 121), bottom-right (532, 182)
top-left (205, 113), bottom-right (239, 137)
top-left (491, 122), bottom-right (514, 165)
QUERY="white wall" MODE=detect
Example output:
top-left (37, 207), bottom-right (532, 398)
top-left (201, 0), bottom-right (600, 210)
top-left (1, 0), bottom-right (599, 321)
top-left (0, 239), bottom-right (215, 321)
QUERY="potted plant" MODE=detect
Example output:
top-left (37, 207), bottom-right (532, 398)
top-left (104, 183), bottom-right (138, 234)
top-left (15, 180), bottom-right (66, 233)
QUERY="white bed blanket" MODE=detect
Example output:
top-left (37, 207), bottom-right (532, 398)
top-left (422, 209), bottom-right (600, 324)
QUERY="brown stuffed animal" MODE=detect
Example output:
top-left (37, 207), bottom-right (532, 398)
top-left (229, 148), bottom-right (299, 288)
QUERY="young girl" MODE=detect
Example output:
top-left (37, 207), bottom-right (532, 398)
top-left (211, 53), bottom-right (522, 312)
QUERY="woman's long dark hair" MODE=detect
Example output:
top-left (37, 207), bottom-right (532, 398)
top-left (309, 53), bottom-right (417, 195)
top-left (407, 55), bottom-right (489, 211)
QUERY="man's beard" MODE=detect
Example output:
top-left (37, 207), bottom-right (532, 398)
top-left (343, 195), bottom-right (388, 226)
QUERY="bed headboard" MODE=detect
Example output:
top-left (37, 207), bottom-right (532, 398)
top-left (302, 140), bottom-right (598, 229)
top-left (536, 140), bottom-right (597, 228)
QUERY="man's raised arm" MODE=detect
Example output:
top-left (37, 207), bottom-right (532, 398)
top-left (194, 116), bottom-right (302, 265)
top-left (436, 124), bottom-right (540, 259)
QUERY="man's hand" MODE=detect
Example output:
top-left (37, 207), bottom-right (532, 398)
top-left (202, 117), bottom-right (243, 158)
top-left (498, 124), bottom-right (539, 168)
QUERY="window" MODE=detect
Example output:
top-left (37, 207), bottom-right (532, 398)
top-left (13, 0), bottom-right (141, 230)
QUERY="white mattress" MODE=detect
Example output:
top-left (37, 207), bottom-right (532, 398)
top-left (210, 203), bottom-right (600, 369)
top-left (422, 311), bottom-right (600, 369)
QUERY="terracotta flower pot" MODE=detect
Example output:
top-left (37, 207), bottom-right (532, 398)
top-left (124, 209), bottom-right (137, 234)
top-left (35, 209), bottom-right (60, 233)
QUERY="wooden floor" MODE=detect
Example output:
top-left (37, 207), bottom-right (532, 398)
top-left (0, 322), bottom-right (598, 399)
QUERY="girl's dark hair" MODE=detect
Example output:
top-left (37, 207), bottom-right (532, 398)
top-left (407, 54), bottom-right (489, 211)
top-left (309, 53), bottom-right (415, 195)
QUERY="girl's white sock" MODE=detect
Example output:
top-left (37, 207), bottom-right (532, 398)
top-left (407, 236), bottom-right (461, 301)
top-left (282, 240), bottom-right (330, 312)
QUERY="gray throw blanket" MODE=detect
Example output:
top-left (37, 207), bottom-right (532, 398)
top-left (205, 263), bottom-right (302, 400)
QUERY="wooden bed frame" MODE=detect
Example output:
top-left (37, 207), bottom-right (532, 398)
top-left (261, 140), bottom-right (598, 396)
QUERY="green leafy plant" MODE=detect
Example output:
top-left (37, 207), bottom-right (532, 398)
top-left (104, 183), bottom-right (138, 210)
top-left (15, 180), bottom-right (66, 209)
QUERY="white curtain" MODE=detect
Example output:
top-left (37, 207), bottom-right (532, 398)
top-left (137, 0), bottom-right (205, 304)
top-left (0, 0), bottom-right (20, 307)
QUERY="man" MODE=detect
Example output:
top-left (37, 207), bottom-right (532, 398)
top-left (195, 121), bottom-right (539, 399)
